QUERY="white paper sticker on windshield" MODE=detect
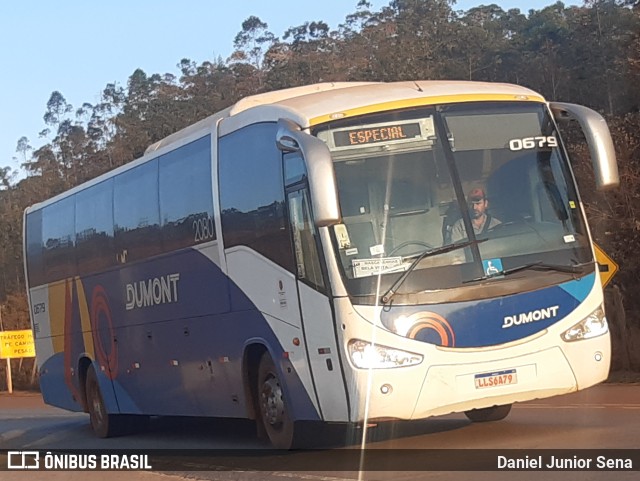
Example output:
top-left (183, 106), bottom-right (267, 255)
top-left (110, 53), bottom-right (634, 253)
top-left (352, 257), bottom-right (406, 278)
top-left (345, 248), bottom-right (358, 256)
top-left (563, 235), bottom-right (576, 243)
top-left (370, 244), bottom-right (385, 256)
top-left (334, 224), bottom-right (351, 249)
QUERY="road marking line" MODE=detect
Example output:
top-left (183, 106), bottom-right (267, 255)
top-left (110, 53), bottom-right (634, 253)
top-left (0, 429), bottom-right (25, 442)
top-left (274, 473), bottom-right (356, 481)
top-left (175, 470), bottom-right (354, 481)
top-left (518, 404), bottom-right (640, 409)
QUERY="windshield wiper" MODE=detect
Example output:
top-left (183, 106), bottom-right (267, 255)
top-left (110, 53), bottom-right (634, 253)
top-left (380, 239), bottom-right (487, 304)
top-left (463, 261), bottom-right (593, 284)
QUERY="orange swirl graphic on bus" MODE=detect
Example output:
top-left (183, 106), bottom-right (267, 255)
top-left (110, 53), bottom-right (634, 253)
top-left (406, 311), bottom-right (456, 347)
top-left (90, 285), bottom-right (118, 379)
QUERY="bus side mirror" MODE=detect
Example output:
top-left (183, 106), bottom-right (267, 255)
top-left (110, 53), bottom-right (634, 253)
top-left (549, 102), bottom-right (619, 190)
top-left (276, 119), bottom-right (341, 227)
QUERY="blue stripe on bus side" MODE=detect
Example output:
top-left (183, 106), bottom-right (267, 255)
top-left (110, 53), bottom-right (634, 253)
top-left (38, 247), bottom-right (320, 422)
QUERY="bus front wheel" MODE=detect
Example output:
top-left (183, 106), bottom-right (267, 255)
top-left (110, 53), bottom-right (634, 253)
top-left (257, 352), bottom-right (296, 449)
top-left (464, 404), bottom-right (512, 422)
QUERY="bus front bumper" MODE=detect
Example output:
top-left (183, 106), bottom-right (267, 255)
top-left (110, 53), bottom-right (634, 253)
top-left (347, 334), bottom-right (610, 422)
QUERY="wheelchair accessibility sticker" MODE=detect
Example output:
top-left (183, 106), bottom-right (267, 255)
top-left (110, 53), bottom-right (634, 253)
top-left (483, 258), bottom-right (503, 277)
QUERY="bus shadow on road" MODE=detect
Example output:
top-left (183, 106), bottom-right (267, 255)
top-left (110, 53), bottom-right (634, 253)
top-left (120, 416), bottom-right (474, 471)
top-left (132, 415), bottom-right (471, 449)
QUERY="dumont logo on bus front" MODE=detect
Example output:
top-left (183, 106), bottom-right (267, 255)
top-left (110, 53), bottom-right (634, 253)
top-left (502, 305), bottom-right (560, 329)
top-left (125, 273), bottom-right (180, 311)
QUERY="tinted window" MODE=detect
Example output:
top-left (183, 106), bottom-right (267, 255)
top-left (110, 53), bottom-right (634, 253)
top-left (25, 210), bottom-right (44, 287)
top-left (114, 159), bottom-right (161, 262)
top-left (159, 136), bottom-right (214, 251)
top-left (284, 154), bottom-right (306, 186)
top-left (42, 196), bottom-right (76, 282)
top-left (219, 123), bottom-right (293, 271)
top-left (76, 179), bottom-right (115, 276)
top-left (288, 187), bottom-right (325, 291)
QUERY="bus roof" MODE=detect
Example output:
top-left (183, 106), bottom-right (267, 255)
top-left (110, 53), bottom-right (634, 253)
top-left (147, 80), bottom-right (545, 153)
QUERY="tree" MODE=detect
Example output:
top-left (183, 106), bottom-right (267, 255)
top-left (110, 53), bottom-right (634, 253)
top-left (15, 136), bottom-right (32, 167)
top-left (229, 16), bottom-right (276, 89)
top-left (568, 0), bottom-right (639, 114)
top-left (267, 21), bottom-right (338, 85)
top-left (43, 91), bottom-right (73, 127)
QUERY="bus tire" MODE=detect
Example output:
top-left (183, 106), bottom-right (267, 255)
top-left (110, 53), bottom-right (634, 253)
top-left (464, 404), bottom-right (512, 422)
top-left (257, 352), bottom-right (296, 449)
top-left (85, 365), bottom-right (124, 437)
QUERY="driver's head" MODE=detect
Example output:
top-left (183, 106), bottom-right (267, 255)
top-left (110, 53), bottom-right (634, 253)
top-left (467, 188), bottom-right (488, 220)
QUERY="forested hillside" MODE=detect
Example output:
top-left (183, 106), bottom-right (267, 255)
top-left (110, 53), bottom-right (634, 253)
top-left (2, 0), bottom-right (639, 387)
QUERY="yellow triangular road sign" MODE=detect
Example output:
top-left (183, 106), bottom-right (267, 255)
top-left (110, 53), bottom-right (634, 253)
top-left (594, 242), bottom-right (618, 289)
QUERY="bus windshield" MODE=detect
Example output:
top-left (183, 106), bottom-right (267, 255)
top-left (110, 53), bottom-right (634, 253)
top-left (314, 102), bottom-right (593, 301)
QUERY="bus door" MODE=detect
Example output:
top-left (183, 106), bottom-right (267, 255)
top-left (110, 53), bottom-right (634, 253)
top-left (284, 152), bottom-right (350, 422)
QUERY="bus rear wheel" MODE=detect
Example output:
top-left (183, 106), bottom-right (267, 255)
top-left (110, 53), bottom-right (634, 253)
top-left (85, 365), bottom-right (125, 437)
top-left (257, 352), bottom-right (296, 449)
top-left (464, 404), bottom-right (512, 422)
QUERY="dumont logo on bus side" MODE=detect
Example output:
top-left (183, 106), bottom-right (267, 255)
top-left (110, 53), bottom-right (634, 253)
top-left (125, 273), bottom-right (180, 311)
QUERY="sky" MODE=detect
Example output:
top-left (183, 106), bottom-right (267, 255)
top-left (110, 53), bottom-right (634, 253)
top-left (0, 0), bottom-right (579, 178)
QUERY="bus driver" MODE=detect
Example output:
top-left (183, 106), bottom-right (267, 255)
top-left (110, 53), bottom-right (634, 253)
top-left (450, 188), bottom-right (500, 242)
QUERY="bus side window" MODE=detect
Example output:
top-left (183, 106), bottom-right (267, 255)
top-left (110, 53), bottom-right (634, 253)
top-left (159, 136), bottom-right (214, 251)
top-left (284, 153), bottom-right (326, 291)
top-left (76, 179), bottom-right (115, 276)
top-left (114, 159), bottom-right (162, 263)
top-left (219, 123), bottom-right (294, 272)
top-left (25, 209), bottom-right (45, 288)
top-left (41, 196), bottom-right (76, 282)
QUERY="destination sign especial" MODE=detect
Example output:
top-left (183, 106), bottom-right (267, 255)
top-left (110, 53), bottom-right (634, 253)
top-left (333, 122), bottom-right (422, 147)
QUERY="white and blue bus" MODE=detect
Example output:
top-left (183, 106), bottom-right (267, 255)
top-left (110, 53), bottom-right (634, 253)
top-left (24, 81), bottom-right (619, 448)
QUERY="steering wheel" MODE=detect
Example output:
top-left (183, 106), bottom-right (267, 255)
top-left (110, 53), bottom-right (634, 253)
top-left (388, 240), bottom-right (434, 257)
top-left (486, 220), bottom-right (516, 232)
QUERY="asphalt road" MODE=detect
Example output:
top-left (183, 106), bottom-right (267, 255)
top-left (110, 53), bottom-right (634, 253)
top-left (1, 383), bottom-right (639, 481)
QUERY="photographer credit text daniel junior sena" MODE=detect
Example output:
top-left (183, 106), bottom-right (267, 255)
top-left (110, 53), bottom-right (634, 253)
top-left (497, 454), bottom-right (633, 470)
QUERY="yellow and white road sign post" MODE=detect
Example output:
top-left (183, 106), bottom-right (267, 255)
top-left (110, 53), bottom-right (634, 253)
top-left (0, 329), bottom-right (36, 359)
top-left (593, 243), bottom-right (619, 289)
top-left (0, 309), bottom-right (36, 394)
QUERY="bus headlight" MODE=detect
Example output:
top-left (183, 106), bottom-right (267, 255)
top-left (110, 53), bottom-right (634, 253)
top-left (347, 339), bottom-right (423, 369)
top-left (561, 306), bottom-right (608, 342)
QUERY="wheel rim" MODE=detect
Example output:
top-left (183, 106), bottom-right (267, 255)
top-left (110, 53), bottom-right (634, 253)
top-left (89, 382), bottom-right (105, 428)
top-left (260, 374), bottom-right (285, 427)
